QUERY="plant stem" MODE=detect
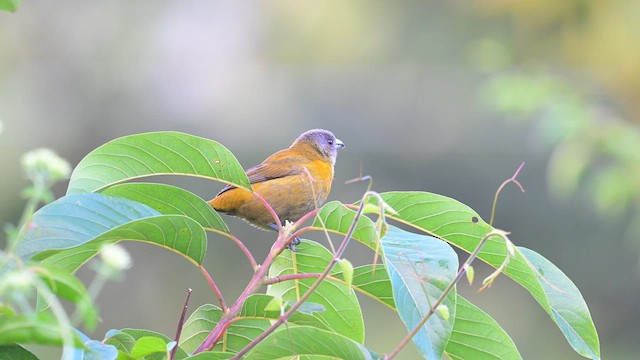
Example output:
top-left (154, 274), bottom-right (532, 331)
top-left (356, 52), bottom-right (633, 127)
top-left (490, 162), bottom-right (525, 226)
top-left (224, 232), bottom-right (258, 270)
top-left (198, 265), bottom-right (227, 313)
top-left (229, 193), bottom-right (369, 359)
top-left (170, 288), bottom-right (193, 360)
top-left (384, 231), bottom-right (494, 360)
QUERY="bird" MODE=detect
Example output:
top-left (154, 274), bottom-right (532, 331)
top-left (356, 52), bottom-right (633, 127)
top-left (209, 129), bottom-right (345, 250)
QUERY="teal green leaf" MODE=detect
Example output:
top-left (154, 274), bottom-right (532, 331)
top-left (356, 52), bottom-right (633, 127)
top-left (17, 193), bottom-right (206, 273)
top-left (29, 263), bottom-right (98, 330)
top-left (375, 191), bottom-right (600, 359)
top-left (266, 240), bottom-right (365, 343)
top-left (102, 183), bottom-right (228, 234)
top-left (0, 345), bottom-right (39, 360)
top-left (382, 225), bottom-right (457, 360)
top-left (333, 264), bottom-right (395, 309)
top-left (18, 193), bottom-right (159, 260)
top-left (104, 329), bottom-right (137, 354)
top-left (518, 247), bottom-right (600, 359)
top-left (312, 201), bottom-right (379, 251)
top-left (67, 131), bottom-right (250, 194)
top-left (445, 295), bottom-right (522, 360)
top-left (245, 325), bottom-right (376, 360)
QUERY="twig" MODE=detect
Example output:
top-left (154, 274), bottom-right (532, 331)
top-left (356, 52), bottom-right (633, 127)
top-left (223, 232), bottom-right (258, 270)
top-left (198, 266), bottom-right (227, 313)
top-left (229, 192), bottom-right (370, 359)
top-left (170, 288), bottom-right (193, 360)
top-left (490, 162), bottom-right (526, 226)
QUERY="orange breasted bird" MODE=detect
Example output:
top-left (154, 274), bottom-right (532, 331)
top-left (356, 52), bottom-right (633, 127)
top-left (209, 129), bottom-right (345, 249)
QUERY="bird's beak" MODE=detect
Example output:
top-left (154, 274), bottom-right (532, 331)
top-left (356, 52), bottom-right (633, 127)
top-left (335, 138), bottom-right (345, 149)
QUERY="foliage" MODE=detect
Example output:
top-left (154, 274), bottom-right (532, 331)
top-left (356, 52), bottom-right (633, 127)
top-left (2, 132), bottom-right (600, 359)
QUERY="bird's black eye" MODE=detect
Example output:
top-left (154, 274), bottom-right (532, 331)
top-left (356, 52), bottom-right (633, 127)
top-left (328, 139), bottom-right (333, 145)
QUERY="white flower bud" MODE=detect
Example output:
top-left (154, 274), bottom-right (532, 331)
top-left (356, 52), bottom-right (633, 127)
top-left (100, 244), bottom-right (132, 271)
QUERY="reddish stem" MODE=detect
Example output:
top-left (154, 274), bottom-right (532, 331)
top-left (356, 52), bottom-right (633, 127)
top-left (198, 265), bottom-right (227, 313)
top-left (253, 192), bottom-right (282, 230)
top-left (224, 232), bottom-right (258, 269)
top-left (170, 288), bottom-right (192, 360)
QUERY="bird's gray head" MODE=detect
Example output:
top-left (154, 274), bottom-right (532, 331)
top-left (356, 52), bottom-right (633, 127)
top-left (292, 129), bottom-right (345, 164)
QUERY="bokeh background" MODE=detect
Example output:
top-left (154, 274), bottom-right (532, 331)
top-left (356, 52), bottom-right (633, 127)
top-left (2, 1), bottom-right (639, 359)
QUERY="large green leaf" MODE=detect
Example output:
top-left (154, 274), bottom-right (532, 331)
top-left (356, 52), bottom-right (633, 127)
top-left (66, 131), bottom-right (250, 195)
top-left (18, 193), bottom-right (206, 273)
top-left (244, 325), bottom-right (376, 360)
top-left (266, 240), bottom-right (365, 344)
top-left (102, 183), bottom-right (229, 234)
top-left (18, 193), bottom-right (159, 260)
top-left (382, 225), bottom-right (457, 360)
top-left (312, 201), bottom-right (379, 251)
top-left (445, 295), bottom-right (522, 360)
top-left (375, 191), bottom-right (600, 359)
top-left (333, 264), bottom-right (395, 309)
top-left (179, 304), bottom-right (270, 354)
top-left (518, 247), bottom-right (600, 359)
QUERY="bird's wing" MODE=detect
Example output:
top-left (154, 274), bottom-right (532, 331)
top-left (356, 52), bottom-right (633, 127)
top-left (215, 152), bottom-right (308, 196)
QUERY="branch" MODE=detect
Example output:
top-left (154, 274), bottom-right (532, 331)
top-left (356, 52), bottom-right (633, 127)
top-left (490, 162), bottom-right (526, 226)
top-left (198, 266), bottom-right (227, 313)
top-left (229, 192), bottom-right (371, 359)
top-left (170, 288), bottom-right (192, 360)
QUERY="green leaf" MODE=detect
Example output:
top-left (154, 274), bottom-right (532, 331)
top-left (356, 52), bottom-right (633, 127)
top-left (18, 193), bottom-right (206, 273)
top-left (67, 131), bottom-right (250, 195)
top-left (312, 201), bottom-right (379, 251)
top-left (0, 345), bottom-right (39, 360)
top-left (186, 352), bottom-right (235, 360)
top-left (0, 0), bottom-right (21, 12)
top-left (445, 295), bottom-right (522, 360)
top-left (119, 329), bottom-right (188, 360)
top-left (267, 240), bottom-right (365, 343)
top-left (382, 225), bottom-right (457, 360)
top-left (518, 247), bottom-right (600, 359)
top-left (179, 304), bottom-right (223, 354)
top-left (29, 263), bottom-right (98, 330)
top-left (0, 312), bottom-right (82, 347)
top-left (376, 191), bottom-right (600, 359)
top-left (102, 183), bottom-right (229, 234)
top-left (18, 193), bottom-right (159, 260)
top-left (129, 336), bottom-right (169, 358)
top-left (179, 304), bottom-right (270, 354)
top-left (333, 264), bottom-right (395, 309)
top-left (241, 294), bottom-right (330, 330)
top-left (245, 325), bottom-right (377, 360)
top-left (104, 329), bottom-right (137, 354)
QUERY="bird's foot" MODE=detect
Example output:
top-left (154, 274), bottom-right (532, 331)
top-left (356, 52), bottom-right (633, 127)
top-left (287, 237), bottom-right (301, 252)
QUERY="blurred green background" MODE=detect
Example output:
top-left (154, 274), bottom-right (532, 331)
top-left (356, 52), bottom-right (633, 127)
top-left (2, 1), bottom-right (639, 359)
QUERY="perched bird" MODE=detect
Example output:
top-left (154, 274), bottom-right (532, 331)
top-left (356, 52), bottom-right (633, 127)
top-left (209, 129), bottom-right (345, 249)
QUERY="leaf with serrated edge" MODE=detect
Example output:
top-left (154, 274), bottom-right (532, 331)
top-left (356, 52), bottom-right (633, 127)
top-left (445, 295), bottom-right (522, 360)
top-left (266, 240), bottom-right (365, 344)
top-left (67, 131), bottom-right (250, 195)
top-left (382, 225), bottom-right (457, 360)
